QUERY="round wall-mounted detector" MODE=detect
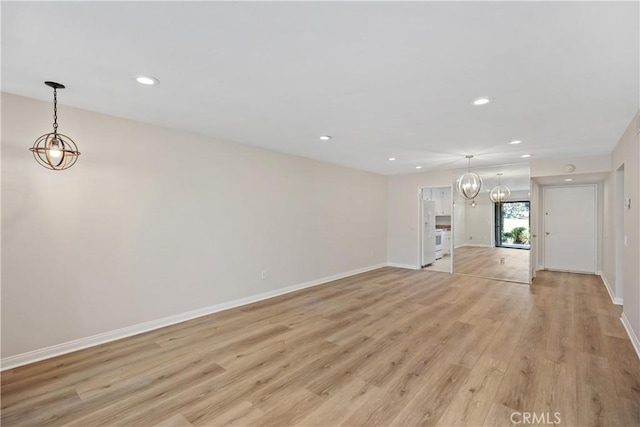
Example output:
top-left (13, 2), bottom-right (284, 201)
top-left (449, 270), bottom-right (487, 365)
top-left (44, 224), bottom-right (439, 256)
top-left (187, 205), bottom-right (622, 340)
top-left (563, 164), bottom-right (576, 173)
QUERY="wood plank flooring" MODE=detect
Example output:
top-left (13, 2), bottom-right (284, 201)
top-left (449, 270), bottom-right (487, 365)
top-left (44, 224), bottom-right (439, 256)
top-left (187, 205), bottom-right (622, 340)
top-left (2, 268), bottom-right (638, 426)
top-left (454, 246), bottom-right (530, 283)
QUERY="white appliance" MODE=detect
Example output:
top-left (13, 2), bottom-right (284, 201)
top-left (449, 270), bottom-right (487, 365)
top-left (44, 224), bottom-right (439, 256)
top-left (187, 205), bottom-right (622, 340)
top-left (422, 200), bottom-right (436, 266)
top-left (442, 229), bottom-right (452, 255)
top-left (435, 229), bottom-right (443, 259)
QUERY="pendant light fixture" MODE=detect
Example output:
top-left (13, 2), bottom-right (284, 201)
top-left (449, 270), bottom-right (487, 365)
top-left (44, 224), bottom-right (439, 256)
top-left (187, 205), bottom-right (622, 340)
top-left (30, 81), bottom-right (80, 170)
top-left (489, 173), bottom-right (511, 203)
top-left (456, 155), bottom-right (482, 200)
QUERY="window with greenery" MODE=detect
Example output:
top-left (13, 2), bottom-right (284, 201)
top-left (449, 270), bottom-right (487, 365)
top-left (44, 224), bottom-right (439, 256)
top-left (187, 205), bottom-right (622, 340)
top-left (495, 201), bottom-right (530, 248)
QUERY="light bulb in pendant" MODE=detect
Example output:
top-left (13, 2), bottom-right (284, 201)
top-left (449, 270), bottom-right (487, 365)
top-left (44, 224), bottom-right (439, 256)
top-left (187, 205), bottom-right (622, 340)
top-left (48, 138), bottom-right (63, 159)
top-left (49, 138), bottom-right (62, 158)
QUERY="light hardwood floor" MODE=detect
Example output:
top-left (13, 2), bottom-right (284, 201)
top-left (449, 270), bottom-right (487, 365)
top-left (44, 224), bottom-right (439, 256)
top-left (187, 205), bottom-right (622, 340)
top-left (454, 246), bottom-right (530, 283)
top-left (2, 268), bottom-right (639, 426)
top-left (423, 254), bottom-right (451, 273)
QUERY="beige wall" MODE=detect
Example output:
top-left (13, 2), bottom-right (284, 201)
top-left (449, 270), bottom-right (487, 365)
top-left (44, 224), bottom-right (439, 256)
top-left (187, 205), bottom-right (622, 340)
top-left (603, 112), bottom-right (640, 340)
top-left (1, 93), bottom-right (388, 360)
top-left (464, 195), bottom-right (493, 247)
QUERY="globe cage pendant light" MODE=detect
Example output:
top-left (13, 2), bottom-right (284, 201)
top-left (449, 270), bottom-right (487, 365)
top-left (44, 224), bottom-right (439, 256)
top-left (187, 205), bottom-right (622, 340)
top-left (30, 81), bottom-right (80, 170)
top-left (489, 172), bottom-right (511, 203)
top-left (456, 155), bottom-right (483, 200)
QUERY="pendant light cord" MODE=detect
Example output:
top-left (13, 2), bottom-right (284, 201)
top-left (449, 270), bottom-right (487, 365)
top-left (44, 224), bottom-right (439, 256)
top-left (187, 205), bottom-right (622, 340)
top-left (52, 88), bottom-right (58, 136)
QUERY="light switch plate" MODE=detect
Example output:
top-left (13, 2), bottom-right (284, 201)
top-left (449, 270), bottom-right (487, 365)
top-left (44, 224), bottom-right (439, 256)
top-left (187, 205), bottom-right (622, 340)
top-left (624, 197), bottom-right (631, 210)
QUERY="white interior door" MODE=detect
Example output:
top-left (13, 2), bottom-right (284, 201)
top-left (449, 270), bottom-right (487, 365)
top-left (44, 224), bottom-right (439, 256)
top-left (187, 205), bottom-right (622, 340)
top-left (543, 185), bottom-right (596, 273)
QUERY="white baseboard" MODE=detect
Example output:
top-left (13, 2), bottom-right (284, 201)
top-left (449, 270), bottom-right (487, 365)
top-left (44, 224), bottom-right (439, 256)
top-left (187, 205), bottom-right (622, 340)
top-left (462, 243), bottom-right (492, 248)
top-left (386, 262), bottom-right (420, 270)
top-left (597, 271), bottom-right (623, 305)
top-left (1, 263), bottom-right (387, 371)
top-left (621, 313), bottom-right (640, 361)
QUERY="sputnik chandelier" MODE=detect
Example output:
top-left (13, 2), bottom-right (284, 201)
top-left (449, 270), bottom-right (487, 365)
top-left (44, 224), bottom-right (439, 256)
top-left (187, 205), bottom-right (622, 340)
top-left (489, 172), bottom-right (511, 203)
top-left (456, 155), bottom-right (482, 200)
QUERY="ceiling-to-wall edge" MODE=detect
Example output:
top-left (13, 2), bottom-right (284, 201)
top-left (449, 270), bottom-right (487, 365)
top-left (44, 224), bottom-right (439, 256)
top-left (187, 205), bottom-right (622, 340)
top-left (530, 154), bottom-right (611, 178)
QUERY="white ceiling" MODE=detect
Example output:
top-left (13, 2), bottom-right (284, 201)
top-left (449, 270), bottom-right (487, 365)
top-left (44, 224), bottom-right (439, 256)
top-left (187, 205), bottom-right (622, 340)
top-left (2, 2), bottom-right (638, 175)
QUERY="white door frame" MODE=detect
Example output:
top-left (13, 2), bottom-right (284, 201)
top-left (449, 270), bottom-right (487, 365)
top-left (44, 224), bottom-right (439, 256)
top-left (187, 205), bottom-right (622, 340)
top-left (418, 188), bottom-right (425, 268)
top-left (529, 179), bottom-right (539, 282)
top-left (615, 167), bottom-right (625, 304)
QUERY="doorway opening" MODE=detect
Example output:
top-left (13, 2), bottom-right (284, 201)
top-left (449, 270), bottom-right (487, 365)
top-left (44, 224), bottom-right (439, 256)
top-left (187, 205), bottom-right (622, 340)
top-left (495, 201), bottom-right (530, 250)
top-left (419, 187), bottom-right (453, 273)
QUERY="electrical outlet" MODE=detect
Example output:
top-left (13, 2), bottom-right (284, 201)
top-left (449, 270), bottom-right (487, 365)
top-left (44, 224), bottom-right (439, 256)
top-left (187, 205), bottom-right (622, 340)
top-left (261, 270), bottom-right (267, 280)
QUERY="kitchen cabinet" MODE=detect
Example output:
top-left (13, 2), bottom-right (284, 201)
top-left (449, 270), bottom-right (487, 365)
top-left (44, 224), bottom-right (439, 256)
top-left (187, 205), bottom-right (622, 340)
top-left (433, 188), bottom-right (452, 215)
top-left (443, 188), bottom-right (452, 215)
top-left (423, 187), bottom-right (452, 215)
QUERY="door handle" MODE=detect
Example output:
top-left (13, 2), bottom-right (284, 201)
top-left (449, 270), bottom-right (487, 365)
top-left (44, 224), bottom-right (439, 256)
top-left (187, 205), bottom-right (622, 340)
top-left (546, 232), bottom-right (550, 235)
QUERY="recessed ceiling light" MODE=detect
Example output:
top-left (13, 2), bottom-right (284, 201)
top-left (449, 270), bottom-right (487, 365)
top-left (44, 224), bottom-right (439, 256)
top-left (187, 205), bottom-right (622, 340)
top-left (565, 178), bottom-right (573, 182)
top-left (472, 97), bottom-right (492, 106)
top-left (135, 75), bottom-right (159, 85)
top-left (415, 166), bottom-right (422, 169)
top-left (521, 154), bottom-right (532, 158)
top-left (388, 157), bottom-right (396, 161)
top-left (319, 135), bottom-right (332, 141)
top-left (509, 140), bottom-right (523, 145)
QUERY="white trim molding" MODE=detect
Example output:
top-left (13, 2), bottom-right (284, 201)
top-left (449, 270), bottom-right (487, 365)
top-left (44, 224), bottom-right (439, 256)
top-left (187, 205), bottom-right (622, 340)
top-left (597, 271), bottom-right (623, 305)
top-left (621, 313), bottom-right (640, 360)
top-left (386, 262), bottom-right (421, 270)
top-left (1, 263), bottom-right (387, 371)
top-left (462, 243), bottom-right (493, 248)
